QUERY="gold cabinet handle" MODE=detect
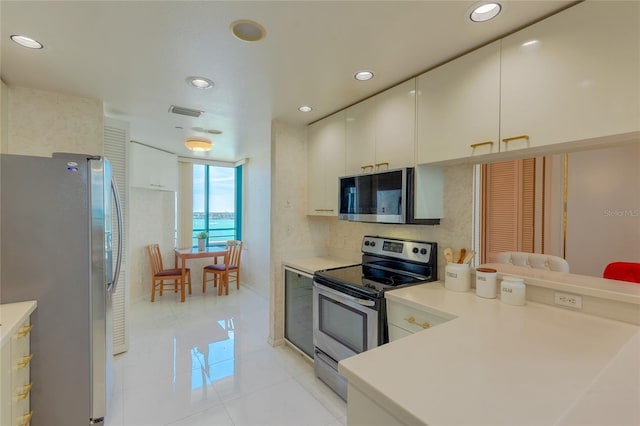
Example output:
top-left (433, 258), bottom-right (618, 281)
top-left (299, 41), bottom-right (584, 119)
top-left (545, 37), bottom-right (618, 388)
top-left (17, 324), bottom-right (33, 338)
top-left (502, 135), bottom-right (530, 143)
top-left (314, 209), bottom-right (334, 212)
top-left (470, 141), bottom-right (494, 149)
top-left (360, 164), bottom-right (374, 172)
top-left (375, 162), bottom-right (389, 170)
top-left (405, 316), bottom-right (430, 329)
top-left (19, 411), bottom-right (33, 426)
top-left (17, 383), bottom-right (33, 400)
top-left (17, 354), bottom-right (33, 369)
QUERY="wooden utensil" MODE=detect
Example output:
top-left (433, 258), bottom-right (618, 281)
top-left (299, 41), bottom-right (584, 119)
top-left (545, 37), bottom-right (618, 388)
top-left (458, 248), bottom-right (466, 264)
top-left (444, 248), bottom-right (454, 263)
top-left (463, 250), bottom-right (476, 264)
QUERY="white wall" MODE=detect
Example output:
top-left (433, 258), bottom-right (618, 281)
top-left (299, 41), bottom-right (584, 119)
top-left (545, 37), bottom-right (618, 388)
top-left (566, 142), bottom-right (640, 276)
top-left (241, 140), bottom-right (272, 300)
top-left (128, 187), bottom-right (177, 301)
top-left (7, 86), bottom-right (103, 156)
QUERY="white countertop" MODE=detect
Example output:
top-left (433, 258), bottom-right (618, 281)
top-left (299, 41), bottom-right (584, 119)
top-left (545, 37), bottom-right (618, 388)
top-left (282, 256), bottom-right (357, 275)
top-left (0, 300), bottom-right (37, 347)
top-left (339, 282), bottom-right (640, 426)
top-left (481, 262), bottom-right (640, 305)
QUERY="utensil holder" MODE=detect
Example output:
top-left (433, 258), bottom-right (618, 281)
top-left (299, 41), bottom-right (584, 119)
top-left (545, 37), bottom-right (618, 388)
top-left (445, 263), bottom-right (470, 292)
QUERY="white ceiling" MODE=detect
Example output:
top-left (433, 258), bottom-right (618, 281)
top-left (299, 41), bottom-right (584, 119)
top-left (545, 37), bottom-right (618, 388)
top-left (1, 0), bottom-right (576, 162)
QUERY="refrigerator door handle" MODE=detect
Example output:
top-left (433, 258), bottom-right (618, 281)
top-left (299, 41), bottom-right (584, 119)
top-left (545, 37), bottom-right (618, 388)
top-left (109, 175), bottom-right (123, 293)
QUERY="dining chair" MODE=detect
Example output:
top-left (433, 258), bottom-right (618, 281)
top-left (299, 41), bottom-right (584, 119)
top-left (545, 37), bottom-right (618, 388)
top-left (202, 240), bottom-right (243, 296)
top-left (147, 243), bottom-right (192, 302)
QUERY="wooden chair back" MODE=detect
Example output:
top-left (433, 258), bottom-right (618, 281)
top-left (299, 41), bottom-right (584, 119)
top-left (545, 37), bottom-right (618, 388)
top-left (147, 243), bottom-right (164, 275)
top-left (225, 240), bottom-right (243, 270)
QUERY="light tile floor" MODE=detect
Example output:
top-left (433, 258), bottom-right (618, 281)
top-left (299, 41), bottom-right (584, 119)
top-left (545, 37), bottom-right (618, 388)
top-left (106, 286), bottom-right (346, 426)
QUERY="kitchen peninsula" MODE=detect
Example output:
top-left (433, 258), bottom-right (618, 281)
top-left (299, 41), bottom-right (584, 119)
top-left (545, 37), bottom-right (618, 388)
top-left (339, 281), bottom-right (640, 425)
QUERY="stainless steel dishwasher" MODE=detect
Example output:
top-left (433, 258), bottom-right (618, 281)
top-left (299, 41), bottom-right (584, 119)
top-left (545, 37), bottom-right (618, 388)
top-left (284, 267), bottom-right (314, 358)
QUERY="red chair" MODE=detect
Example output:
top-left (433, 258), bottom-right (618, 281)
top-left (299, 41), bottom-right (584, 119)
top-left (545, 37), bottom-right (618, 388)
top-left (603, 262), bottom-right (640, 284)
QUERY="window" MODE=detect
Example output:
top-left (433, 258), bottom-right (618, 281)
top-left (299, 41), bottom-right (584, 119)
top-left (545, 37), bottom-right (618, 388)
top-left (192, 164), bottom-right (242, 247)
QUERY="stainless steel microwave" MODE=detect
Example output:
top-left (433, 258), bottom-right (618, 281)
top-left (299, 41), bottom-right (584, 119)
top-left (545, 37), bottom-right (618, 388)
top-left (338, 167), bottom-right (440, 225)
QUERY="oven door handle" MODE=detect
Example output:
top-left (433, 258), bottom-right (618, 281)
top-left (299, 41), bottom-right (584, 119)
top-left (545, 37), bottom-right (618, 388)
top-left (313, 282), bottom-right (376, 307)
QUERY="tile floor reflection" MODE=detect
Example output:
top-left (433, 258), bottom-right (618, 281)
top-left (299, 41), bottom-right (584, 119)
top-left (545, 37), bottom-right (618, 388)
top-left (107, 287), bottom-right (346, 426)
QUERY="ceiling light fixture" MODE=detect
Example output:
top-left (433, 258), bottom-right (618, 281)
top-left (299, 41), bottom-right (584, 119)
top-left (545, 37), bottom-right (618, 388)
top-left (184, 137), bottom-right (213, 152)
top-left (10, 34), bottom-right (43, 49)
top-left (298, 105), bottom-right (312, 113)
top-left (469, 2), bottom-right (502, 22)
top-left (187, 76), bottom-right (214, 89)
top-left (354, 71), bottom-right (374, 81)
top-left (230, 19), bottom-right (266, 42)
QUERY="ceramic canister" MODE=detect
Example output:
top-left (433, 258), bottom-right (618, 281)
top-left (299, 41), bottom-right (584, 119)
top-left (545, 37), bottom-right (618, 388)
top-left (445, 263), bottom-right (470, 292)
top-left (500, 276), bottom-right (526, 305)
top-left (475, 267), bottom-right (498, 298)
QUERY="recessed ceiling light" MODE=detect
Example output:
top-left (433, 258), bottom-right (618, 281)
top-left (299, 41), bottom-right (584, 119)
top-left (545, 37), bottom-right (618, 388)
top-left (10, 34), bottom-right (43, 49)
top-left (187, 76), bottom-right (214, 89)
top-left (184, 137), bottom-right (213, 152)
top-left (230, 19), bottom-right (266, 42)
top-left (298, 106), bottom-right (312, 113)
top-left (354, 71), bottom-right (374, 81)
top-left (469, 2), bottom-right (502, 22)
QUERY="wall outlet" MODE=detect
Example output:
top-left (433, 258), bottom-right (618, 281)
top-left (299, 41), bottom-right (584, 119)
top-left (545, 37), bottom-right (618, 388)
top-left (554, 292), bottom-right (583, 309)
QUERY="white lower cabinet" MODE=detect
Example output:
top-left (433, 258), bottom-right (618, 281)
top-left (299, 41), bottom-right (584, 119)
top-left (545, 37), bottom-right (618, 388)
top-left (347, 384), bottom-right (404, 426)
top-left (387, 298), bottom-right (453, 342)
top-left (1, 312), bottom-right (34, 426)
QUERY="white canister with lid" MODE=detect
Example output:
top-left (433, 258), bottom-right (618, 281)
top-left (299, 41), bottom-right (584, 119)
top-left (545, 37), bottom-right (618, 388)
top-left (500, 276), bottom-right (526, 305)
top-left (475, 267), bottom-right (498, 298)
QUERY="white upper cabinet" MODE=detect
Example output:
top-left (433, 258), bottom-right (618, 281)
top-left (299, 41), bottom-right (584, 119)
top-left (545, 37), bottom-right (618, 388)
top-left (345, 96), bottom-right (377, 175)
top-left (417, 41), bottom-right (501, 163)
top-left (129, 142), bottom-right (178, 192)
top-left (345, 80), bottom-right (416, 175)
top-left (500, 1), bottom-right (640, 152)
top-left (307, 111), bottom-right (346, 216)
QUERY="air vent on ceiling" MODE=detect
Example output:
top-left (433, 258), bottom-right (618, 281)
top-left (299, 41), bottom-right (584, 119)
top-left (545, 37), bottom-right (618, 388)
top-left (168, 105), bottom-right (203, 118)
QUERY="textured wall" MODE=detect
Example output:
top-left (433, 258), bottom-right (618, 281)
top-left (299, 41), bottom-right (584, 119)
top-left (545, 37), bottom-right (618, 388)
top-left (7, 86), bottom-right (103, 156)
top-left (128, 188), bottom-right (177, 301)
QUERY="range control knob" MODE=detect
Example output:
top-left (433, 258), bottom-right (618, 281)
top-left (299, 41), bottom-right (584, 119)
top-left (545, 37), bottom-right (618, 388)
top-left (364, 241), bottom-right (370, 246)
top-left (412, 247), bottom-right (419, 254)
top-left (370, 241), bottom-right (376, 247)
top-left (420, 248), bottom-right (428, 255)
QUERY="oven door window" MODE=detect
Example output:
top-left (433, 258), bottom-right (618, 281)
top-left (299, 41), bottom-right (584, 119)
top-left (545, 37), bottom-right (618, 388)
top-left (318, 294), bottom-right (367, 353)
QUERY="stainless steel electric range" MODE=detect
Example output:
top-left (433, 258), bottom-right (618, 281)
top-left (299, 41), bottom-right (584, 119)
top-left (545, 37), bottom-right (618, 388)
top-left (312, 236), bottom-right (438, 400)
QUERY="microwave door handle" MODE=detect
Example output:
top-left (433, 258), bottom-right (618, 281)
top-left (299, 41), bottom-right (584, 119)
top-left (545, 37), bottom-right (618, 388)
top-left (313, 282), bottom-right (375, 307)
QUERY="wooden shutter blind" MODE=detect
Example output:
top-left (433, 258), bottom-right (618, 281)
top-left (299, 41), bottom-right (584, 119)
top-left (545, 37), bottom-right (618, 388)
top-left (482, 158), bottom-right (536, 263)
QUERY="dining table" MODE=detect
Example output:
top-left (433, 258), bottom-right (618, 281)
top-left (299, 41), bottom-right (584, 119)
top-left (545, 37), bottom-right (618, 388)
top-left (174, 246), bottom-right (227, 302)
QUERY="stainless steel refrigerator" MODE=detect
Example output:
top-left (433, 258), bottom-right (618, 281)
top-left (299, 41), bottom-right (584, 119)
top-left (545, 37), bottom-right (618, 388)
top-left (0, 153), bottom-right (123, 425)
